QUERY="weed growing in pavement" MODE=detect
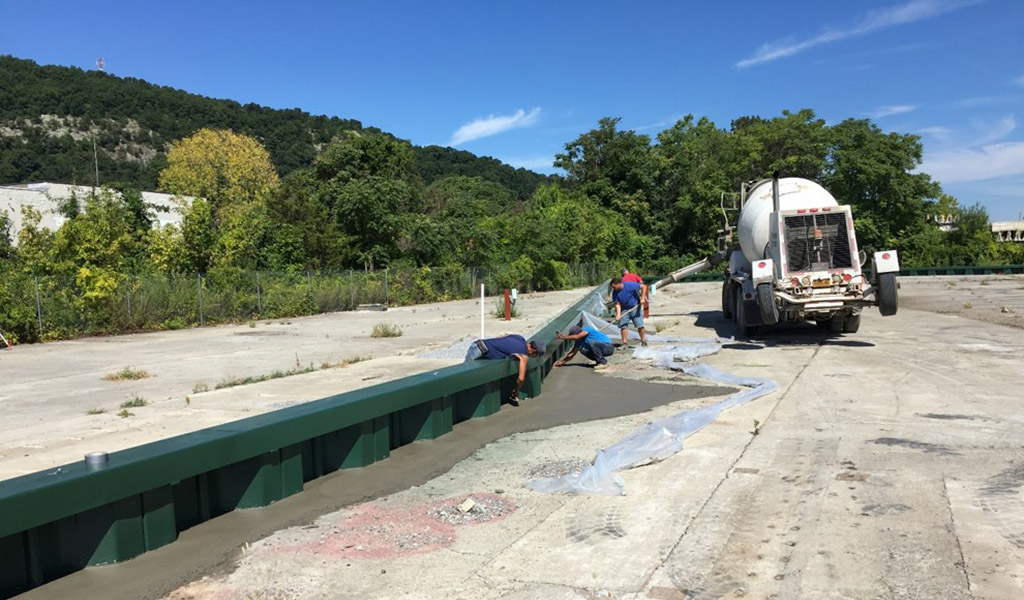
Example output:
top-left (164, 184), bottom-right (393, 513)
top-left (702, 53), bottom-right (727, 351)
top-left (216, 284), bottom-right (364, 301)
top-left (963, 302), bottom-right (973, 309)
top-left (371, 323), bottom-right (403, 338)
top-left (103, 367), bottom-right (151, 381)
top-left (492, 298), bottom-right (520, 319)
top-left (192, 382), bottom-right (210, 393)
top-left (320, 356), bottom-right (371, 369)
top-left (85, 407), bottom-right (105, 415)
top-left (217, 355), bottom-right (374, 390)
top-left (117, 408), bottom-right (133, 418)
top-left (216, 364), bottom-right (317, 390)
top-left (120, 396), bottom-right (148, 408)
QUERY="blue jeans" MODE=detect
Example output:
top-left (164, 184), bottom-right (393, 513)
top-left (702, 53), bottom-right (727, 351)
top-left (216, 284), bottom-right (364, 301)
top-left (580, 340), bottom-right (615, 364)
top-left (464, 341), bottom-right (485, 362)
top-left (618, 307), bottom-right (644, 330)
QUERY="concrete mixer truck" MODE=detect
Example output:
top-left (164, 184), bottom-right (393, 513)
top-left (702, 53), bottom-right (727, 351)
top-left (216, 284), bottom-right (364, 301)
top-left (653, 173), bottom-right (900, 336)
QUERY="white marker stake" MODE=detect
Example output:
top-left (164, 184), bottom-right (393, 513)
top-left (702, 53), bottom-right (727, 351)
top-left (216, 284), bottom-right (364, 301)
top-left (480, 284), bottom-right (485, 339)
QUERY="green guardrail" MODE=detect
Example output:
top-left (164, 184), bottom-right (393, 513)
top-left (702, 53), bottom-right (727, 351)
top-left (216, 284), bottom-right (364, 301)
top-left (643, 264), bottom-right (1024, 286)
top-left (0, 283), bottom-right (608, 598)
top-left (898, 265), bottom-right (1024, 276)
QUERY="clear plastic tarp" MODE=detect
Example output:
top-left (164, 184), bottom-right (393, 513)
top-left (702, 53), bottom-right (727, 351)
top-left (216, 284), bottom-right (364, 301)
top-left (528, 311), bottom-right (777, 496)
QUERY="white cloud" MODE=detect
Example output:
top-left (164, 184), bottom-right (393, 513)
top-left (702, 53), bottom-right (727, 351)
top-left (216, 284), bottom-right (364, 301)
top-left (449, 108), bottom-right (541, 146)
top-left (920, 142), bottom-right (1024, 183)
top-left (917, 126), bottom-right (952, 139)
top-left (502, 155), bottom-right (555, 170)
top-left (968, 115), bottom-right (1016, 146)
top-left (866, 104), bottom-right (918, 119)
top-left (958, 96), bottom-right (1011, 107)
top-left (736, 0), bottom-right (981, 68)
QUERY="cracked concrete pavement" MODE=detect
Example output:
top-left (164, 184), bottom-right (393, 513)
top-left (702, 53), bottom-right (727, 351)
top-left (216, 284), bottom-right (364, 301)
top-left (15, 277), bottom-right (1024, 600)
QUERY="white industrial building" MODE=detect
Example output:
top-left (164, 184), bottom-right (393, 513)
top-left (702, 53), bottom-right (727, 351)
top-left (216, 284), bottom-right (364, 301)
top-left (1, 182), bottom-right (187, 242)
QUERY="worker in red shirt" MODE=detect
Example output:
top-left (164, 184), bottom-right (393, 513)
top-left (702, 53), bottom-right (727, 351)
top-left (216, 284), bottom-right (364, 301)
top-left (622, 269), bottom-right (650, 318)
top-left (621, 268), bottom-right (643, 284)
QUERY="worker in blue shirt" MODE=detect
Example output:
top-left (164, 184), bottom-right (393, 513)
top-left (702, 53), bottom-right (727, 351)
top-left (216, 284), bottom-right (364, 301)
top-left (610, 277), bottom-right (648, 346)
top-left (465, 335), bottom-right (546, 405)
top-left (554, 325), bottom-right (615, 370)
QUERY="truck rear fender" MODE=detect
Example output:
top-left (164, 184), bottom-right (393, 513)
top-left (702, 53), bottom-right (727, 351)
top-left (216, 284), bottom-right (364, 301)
top-left (873, 250), bottom-right (900, 276)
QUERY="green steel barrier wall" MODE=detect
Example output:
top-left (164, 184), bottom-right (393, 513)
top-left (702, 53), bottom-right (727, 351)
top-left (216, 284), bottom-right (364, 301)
top-left (644, 264), bottom-right (1024, 286)
top-left (0, 283), bottom-right (608, 598)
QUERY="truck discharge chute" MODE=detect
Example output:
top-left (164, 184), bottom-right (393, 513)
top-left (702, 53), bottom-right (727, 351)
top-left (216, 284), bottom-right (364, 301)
top-left (654, 174), bottom-right (900, 336)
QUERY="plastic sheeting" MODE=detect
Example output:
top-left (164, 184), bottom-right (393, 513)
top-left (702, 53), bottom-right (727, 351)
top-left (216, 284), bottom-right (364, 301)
top-left (527, 312), bottom-right (777, 496)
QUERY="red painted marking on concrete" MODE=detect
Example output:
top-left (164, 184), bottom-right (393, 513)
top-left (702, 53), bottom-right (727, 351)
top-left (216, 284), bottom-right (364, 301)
top-left (279, 493), bottom-right (516, 560)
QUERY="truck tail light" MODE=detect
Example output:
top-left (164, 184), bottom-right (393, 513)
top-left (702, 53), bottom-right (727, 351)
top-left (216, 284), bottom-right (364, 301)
top-left (790, 277), bottom-right (800, 287)
top-left (822, 207), bottom-right (831, 211)
top-left (843, 273), bottom-right (852, 282)
top-left (797, 209), bottom-right (806, 214)
top-left (809, 208), bottom-right (819, 213)
top-left (757, 261), bottom-right (766, 269)
top-left (882, 252), bottom-right (891, 260)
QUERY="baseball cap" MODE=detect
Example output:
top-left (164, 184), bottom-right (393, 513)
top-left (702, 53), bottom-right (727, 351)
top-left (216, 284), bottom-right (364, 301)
top-left (568, 325), bottom-right (582, 335)
top-left (530, 340), bottom-right (547, 355)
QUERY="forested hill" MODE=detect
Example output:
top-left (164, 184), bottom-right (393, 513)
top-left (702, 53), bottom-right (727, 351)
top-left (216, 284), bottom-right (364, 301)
top-left (0, 55), bottom-right (551, 196)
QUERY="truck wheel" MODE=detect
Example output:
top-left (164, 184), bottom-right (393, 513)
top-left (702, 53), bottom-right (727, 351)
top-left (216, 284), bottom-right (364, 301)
top-left (829, 315), bottom-right (845, 334)
top-left (878, 273), bottom-right (898, 316)
top-left (757, 283), bottom-right (779, 325)
top-left (722, 282), bottom-right (734, 320)
top-left (843, 312), bottom-right (861, 333)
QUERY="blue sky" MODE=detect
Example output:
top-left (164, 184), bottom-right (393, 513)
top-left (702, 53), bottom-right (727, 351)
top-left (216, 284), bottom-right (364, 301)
top-left (1, 0), bottom-right (1022, 219)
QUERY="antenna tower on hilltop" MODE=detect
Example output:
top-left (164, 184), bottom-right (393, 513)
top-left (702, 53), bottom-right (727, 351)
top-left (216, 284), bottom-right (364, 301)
top-left (96, 57), bottom-right (105, 72)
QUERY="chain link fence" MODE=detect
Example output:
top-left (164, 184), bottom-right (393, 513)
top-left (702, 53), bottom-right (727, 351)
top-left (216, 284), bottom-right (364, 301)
top-left (0, 263), bottom-right (613, 344)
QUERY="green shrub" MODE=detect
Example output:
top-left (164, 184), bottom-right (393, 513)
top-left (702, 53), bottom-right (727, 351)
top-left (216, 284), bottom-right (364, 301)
top-left (370, 322), bottom-right (403, 338)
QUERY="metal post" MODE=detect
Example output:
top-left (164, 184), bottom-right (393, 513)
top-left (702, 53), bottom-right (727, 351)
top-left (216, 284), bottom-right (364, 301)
top-left (198, 274), bottom-right (204, 327)
top-left (480, 283), bottom-right (485, 339)
top-left (34, 276), bottom-right (43, 338)
top-left (350, 269), bottom-right (355, 309)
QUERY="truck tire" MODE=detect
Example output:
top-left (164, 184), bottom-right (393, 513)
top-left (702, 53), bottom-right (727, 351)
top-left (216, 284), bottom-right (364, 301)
top-left (828, 315), bottom-right (845, 334)
top-left (843, 312), bottom-right (861, 333)
top-left (757, 283), bottom-right (779, 325)
top-left (722, 282), bottom-right (734, 320)
top-left (878, 273), bottom-right (898, 316)
top-left (734, 291), bottom-right (757, 339)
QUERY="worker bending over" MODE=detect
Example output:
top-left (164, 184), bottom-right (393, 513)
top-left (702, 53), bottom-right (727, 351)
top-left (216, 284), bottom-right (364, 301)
top-left (554, 325), bottom-right (615, 369)
top-left (465, 335), bottom-right (545, 405)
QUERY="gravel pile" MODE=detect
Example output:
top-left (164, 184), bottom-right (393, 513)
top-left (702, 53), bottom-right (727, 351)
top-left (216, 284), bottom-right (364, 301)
top-left (527, 458), bottom-right (591, 479)
top-left (418, 337), bottom-right (473, 359)
top-left (429, 494), bottom-right (516, 526)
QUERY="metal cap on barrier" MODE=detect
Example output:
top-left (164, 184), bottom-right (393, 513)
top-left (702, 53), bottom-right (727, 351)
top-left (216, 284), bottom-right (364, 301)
top-left (84, 452), bottom-right (109, 469)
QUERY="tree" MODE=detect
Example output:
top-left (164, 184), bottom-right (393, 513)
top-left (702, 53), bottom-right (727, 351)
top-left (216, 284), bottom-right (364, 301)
top-left (823, 119), bottom-right (941, 252)
top-left (555, 118), bottom-right (659, 238)
top-left (159, 129), bottom-right (279, 270)
top-left (159, 128), bottom-right (280, 210)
